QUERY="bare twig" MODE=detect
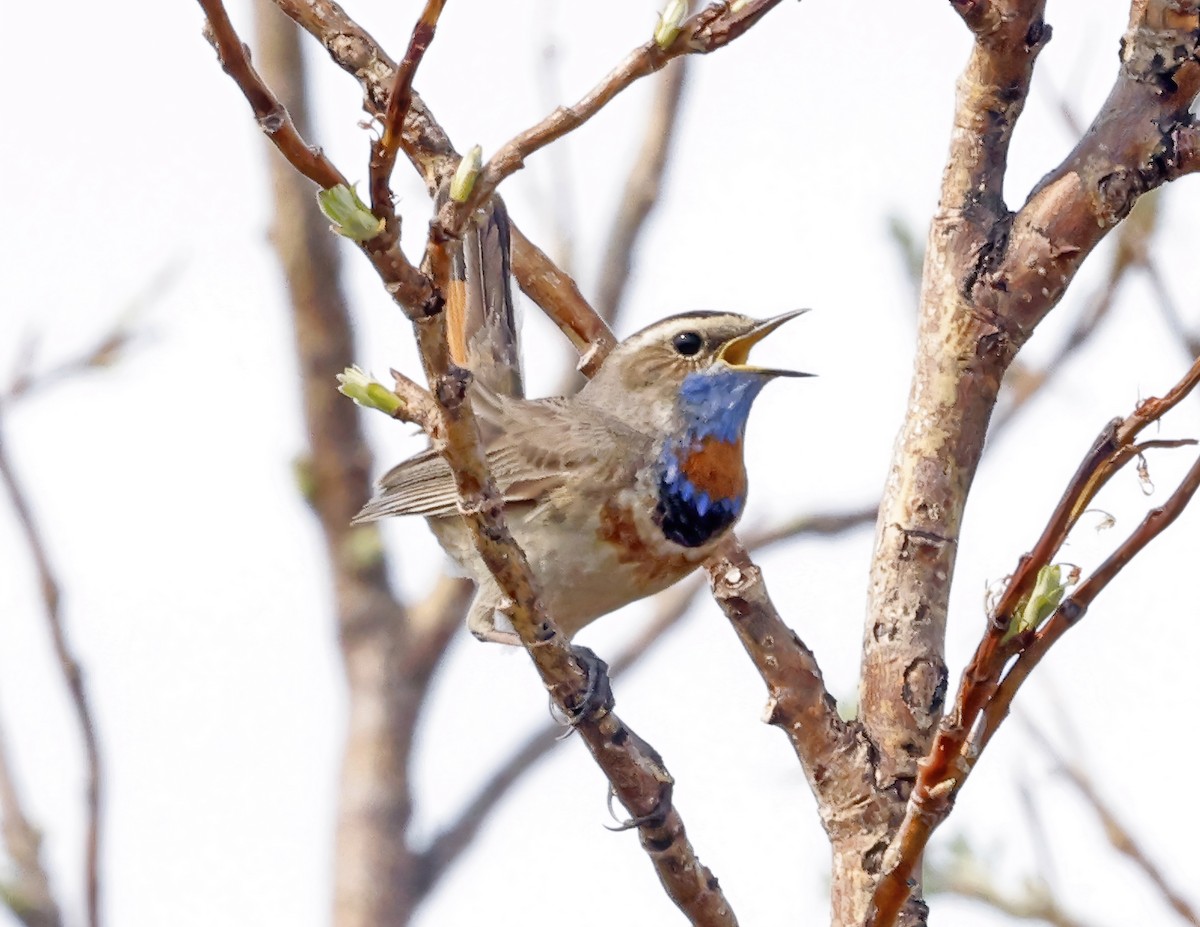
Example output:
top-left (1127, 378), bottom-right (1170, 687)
top-left (1023, 721), bottom-right (1200, 927)
top-left (200, 0), bottom-right (345, 189)
top-left (0, 426), bottom-right (102, 927)
top-left (594, 58), bottom-right (690, 327)
top-left (431, 2), bottom-right (788, 244)
top-left (0, 710), bottom-right (62, 927)
top-left (368, 0), bottom-right (447, 249)
top-left (201, 0), bottom-right (435, 314)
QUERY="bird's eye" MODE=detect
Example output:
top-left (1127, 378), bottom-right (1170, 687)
top-left (672, 331), bottom-right (703, 356)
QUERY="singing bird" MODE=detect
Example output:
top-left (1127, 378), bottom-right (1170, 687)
top-left (355, 310), bottom-right (809, 644)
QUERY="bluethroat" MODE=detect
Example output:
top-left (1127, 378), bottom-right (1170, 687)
top-left (355, 309), bottom-right (810, 644)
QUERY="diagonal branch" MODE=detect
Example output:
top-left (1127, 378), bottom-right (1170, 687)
top-left (0, 708), bottom-right (62, 927)
top-left (431, 2), bottom-right (788, 242)
top-left (1022, 720), bottom-right (1200, 927)
top-left (0, 425), bottom-right (102, 927)
top-left (368, 0), bottom-right (447, 250)
top-left (420, 503), bottom-right (877, 889)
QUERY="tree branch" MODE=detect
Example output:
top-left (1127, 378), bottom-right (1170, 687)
top-left (861, 3), bottom-right (1199, 921)
top-left (1023, 720), bottom-right (1200, 927)
top-left (0, 709), bottom-right (62, 927)
top-left (367, 0), bottom-right (447, 251)
top-left (869, 352), bottom-right (1200, 927)
top-left (0, 425), bottom-right (102, 927)
top-left (429, 2), bottom-right (788, 245)
top-left (419, 502), bottom-right (876, 890)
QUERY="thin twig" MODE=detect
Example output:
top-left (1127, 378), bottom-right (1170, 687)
top-left (368, 0), bottom-right (448, 249)
top-left (0, 708), bottom-right (62, 927)
top-left (200, 0), bottom-right (435, 313)
top-left (0, 425), bottom-right (102, 927)
top-left (200, 0), bottom-right (345, 189)
top-left (433, 2), bottom-right (788, 241)
top-left (1022, 720), bottom-right (1200, 927)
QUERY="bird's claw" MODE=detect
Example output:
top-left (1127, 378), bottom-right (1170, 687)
top-left (564, 644), bottom-right (614, 724)
top-left (605, 778), bottom-right (675, 832)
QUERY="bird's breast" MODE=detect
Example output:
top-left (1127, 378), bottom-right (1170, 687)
top-left (655, 435), bottom-right (747, 548)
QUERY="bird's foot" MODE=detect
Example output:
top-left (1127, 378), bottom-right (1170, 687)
top-left (566, 644), bottom-right (614, 723)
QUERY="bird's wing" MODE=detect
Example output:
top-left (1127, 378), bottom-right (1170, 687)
top-left (352, 388), bottom-right (651, 523)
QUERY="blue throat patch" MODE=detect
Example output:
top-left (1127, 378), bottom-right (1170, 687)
top-left (655, 369), bottom-right (766, 548)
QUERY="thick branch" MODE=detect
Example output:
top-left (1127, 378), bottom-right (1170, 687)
top-left (862, 3), bottom-right (1199, 925)
top-left (870, 354), bottom-right (1200, 927)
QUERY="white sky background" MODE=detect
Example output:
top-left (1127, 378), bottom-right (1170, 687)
top-left (1, 1), bottom-right (1198, 926)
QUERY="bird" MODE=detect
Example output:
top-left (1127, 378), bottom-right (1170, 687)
top-left (354, 309), bottom-right (810, 645)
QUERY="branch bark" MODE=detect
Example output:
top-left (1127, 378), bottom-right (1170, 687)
top-left (250, 6), bottom-right (430, 926)
top-left (860, 2), bottom-right (1200, 924)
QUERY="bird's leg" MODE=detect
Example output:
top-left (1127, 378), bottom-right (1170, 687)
top-left (467, 590), bottom-right (612, 722)
top-left (466, 592), bottom-right (521, 646)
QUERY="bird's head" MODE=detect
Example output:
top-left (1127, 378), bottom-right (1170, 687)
top-left (580, 309), bottom-right (811, 433)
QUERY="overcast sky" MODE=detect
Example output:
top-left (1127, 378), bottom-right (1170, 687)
top-left (2, 1), bottom-right (1198, 926)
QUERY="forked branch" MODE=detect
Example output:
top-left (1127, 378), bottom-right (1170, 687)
top-left (869, 353), bottom-right (1200, 927)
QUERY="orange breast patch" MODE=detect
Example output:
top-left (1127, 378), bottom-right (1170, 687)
top-left (679, 436), bottom-right (746, 500)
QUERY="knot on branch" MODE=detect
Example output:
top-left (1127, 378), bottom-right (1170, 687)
top-left (1120, 6), bottom-right (1200, 93)
top-left (433, 365), bottom-right (472, 409)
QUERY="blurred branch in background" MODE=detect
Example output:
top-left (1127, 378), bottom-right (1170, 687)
top-left (1021, 719), bottom-right (1200, 927)
top-left (1, 358), bottom-right (117, 927)
top-left (926, 836), bottom-right (1093, 927)
top-left (0, 710), bottom-right (61, 927)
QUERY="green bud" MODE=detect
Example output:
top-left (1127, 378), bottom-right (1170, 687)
top-left (449, 146), bottom-right (483, 204)
top-left (317, 184), bottom-right (385, 241)
top-left (655, 0), bottom-right (688, 48)
top-left (337, 365), bottom-right (403, 415)
top-left (1006, 564), bottom-right (1069, 642)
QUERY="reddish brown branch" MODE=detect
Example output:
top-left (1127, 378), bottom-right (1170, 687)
top-left (200, 0), bottom-right (345, 189)
top-left (979, 449), bottom-right (1200, 753)
top-left (410, 227), bottom-right (739, 927)
top-left (202, 0), bottom-right (435, 316)
top-left (368, 0), bottom-right (447, 249)
top-left (0, 427), bottom-right (102, 927)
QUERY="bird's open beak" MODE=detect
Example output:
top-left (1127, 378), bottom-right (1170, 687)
top-left (717, 308), bottom-right (813, 378)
